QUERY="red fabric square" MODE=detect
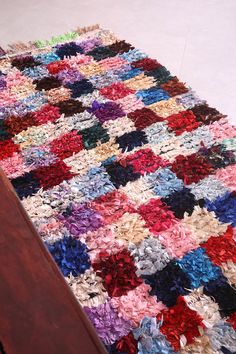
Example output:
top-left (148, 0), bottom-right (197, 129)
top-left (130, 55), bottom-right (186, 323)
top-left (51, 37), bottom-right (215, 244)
top-left (0, 139), bottom-right (20, 160)
top-left (166, 110), bottom-right (201, 135)
top-left (93, 249), bottom-right (142, 297)
top-left (120, 148), bottom-right (169, 175)
top-left (47, 60), bottom-right (69, 75)
top-left (128, 107), bottom-right (163, 130)
top-left (116, 332), bottom-right (137, 354)
top-left (91, 190), bottom-right (136, 224)
top-left (157, 297), bottom-right (204, 351)
top-left (202, 226), bottom-right (236, 266)
top-left (132, 58), bottom-right (161, 71)
top-left (161, 77), bottom-right (188, 97)
top-left (171, 153), bottom-right (214, 185)
top-left (227, 312), bottom-right (236, 330)
top-left (5, 113), bottom-right (36, 135)
top-left (33, 104), bottom-right (61, 125)
top-left (100, 82), bottom-right (134, 100)
top-left (35, 160), bottom-right (75, 190)
top-left (50, 131), bottom-right (84, 159)
top-left (138, 198), bottom-right (176, 234)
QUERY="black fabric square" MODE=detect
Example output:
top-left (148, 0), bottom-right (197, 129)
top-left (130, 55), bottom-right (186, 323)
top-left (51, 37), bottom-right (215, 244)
top-left (55, 99), bottom-right (85, 117)
top-left (142, 262), bottom-right (191, 307)
top-left (34, 76), bottom-right (62, 91)
top-left (55, 42), bottom-right (83, 59)
top-left (11, 55), bottom-right (40, 71)
top-left (199, 144), bottom-right (235, 169)
top-left (161, 187), bottom-right (202, 219)
top-left (81, 123), bottom-right (109, 150)
top-left (11, 171), bottom-right (40, 199)
top-left (87, 46), bottom-right (117, 61)
top-left (203, 278), bottom-right (236, 317)
top-left (66, 79), bottom-right (94, 98)
top-left (116, 130), bottom-right (148, 153)
top-left (107, 40), bottom-right (134, 54)
top-left (0, 120), bottom-right (11, 141)
top-left (145, 66), bottom-right (172, 85)
top-left (221, 347), bottom-right (234, 354)
top-left (105, 161), bottom-right (141, 188)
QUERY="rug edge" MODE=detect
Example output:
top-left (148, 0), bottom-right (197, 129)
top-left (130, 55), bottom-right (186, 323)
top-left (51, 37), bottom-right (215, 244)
top-left (0, 24), bottom-right (101, 58)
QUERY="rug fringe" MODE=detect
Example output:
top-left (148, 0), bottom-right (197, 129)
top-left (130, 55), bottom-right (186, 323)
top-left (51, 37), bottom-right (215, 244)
top-left (7, 41), bottom-right (37, 54)
top-left (76, 24), bottom-right (100, 34)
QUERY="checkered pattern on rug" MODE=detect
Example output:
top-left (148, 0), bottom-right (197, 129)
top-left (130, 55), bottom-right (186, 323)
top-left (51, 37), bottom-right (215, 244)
top-left (1, 26), bottom-right (236, 354)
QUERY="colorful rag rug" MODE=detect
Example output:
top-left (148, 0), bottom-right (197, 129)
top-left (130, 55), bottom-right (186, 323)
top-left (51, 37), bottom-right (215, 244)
top-left (1, 25), bottom-right (236, 354)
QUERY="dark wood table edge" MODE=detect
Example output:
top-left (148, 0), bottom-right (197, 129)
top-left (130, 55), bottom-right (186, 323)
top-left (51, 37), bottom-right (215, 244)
top-left (0, 168), bottom-right (108, 354)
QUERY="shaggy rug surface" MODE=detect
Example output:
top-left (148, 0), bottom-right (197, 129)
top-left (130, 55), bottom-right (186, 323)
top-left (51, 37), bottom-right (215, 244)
top-left (0, 25), bottom-right (236, 353)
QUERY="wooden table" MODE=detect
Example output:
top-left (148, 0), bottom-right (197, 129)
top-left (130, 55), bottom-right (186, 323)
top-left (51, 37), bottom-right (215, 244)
top-left (0, 169), bottom-right (107, 354)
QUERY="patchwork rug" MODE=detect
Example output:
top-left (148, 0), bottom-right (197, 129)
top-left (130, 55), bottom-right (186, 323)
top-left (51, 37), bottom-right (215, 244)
top-left (1, 25), bottom-right (236, 354)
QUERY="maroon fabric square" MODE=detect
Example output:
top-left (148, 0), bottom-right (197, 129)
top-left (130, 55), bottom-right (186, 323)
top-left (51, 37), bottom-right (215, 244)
top-left (132, 58), bottom-right (161, 71)
top-left (190, 103), bottom-right (225, 125)
top-left (171, 153), bottom-right (214, 185)
top-left (93, 250), bottom-right (142, 297)
top-left (35, 160), bottom-right (75, 190)
top-left (161, 77), bottom-right (188, 97)
top-left (5, 113), bottom-right (36, 135)
top-left (128, 107), bottom-right (163, 130)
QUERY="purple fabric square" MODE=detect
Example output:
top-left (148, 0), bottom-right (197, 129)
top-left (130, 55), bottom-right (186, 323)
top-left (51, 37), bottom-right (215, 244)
top-left (84, 301), bottom-right (132, 345)
top-left (88, 101), bottom-right (125, 123)
top-left (60, 203), bottom-right (103, 237)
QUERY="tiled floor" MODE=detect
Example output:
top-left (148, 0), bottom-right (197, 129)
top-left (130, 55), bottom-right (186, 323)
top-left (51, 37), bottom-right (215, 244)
top-left (1, 0), bottom-right (235, 122)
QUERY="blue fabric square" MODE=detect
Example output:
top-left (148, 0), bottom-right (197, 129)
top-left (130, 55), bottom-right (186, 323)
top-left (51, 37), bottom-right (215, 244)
top-left (119, 67), bottom-right (142, 81)
top-left (177, 248), bottom-right (222, 289)
top-left (72, 167), bottom-right (115, 200)
top-left (205, 192), bottom-right (236, 227)
top-left (136, 87), bottom-right (169, 105)
top-left (146, 167), bottom-right (184, 197)
top-left (46, 236), bottom-right (90, 277)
